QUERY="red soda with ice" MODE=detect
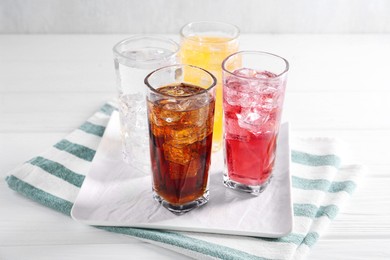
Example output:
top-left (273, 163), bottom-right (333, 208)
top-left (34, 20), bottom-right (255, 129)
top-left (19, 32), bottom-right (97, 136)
top-left (223, 68), bottom-right (286, 189)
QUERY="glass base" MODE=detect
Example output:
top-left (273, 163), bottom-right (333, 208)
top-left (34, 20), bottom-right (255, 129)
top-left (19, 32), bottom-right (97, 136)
top-left (223, 175), bottom-right (272, 195)
top-left (153, 190), bottom-right (209, 215)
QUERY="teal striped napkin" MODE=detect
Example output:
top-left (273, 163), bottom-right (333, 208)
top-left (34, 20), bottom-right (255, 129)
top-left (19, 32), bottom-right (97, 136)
top-left (5, 103), bottom-right (363, 260)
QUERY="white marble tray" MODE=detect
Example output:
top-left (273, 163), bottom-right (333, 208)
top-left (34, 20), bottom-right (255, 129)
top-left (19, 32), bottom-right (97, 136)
top-left (71, 111), bottom-right (293, 238)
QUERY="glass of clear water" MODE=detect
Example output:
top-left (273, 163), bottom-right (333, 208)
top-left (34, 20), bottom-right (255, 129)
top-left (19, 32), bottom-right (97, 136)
top-left (113, 35), bottom-right (179, 173)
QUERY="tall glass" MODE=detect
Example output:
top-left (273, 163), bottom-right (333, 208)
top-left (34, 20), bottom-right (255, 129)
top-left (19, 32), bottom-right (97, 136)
top-left (113, 36), bottom-right (179, 173)
top-left (222, 51), bottom-right (289, 195)
top-left (180, 21), bottom-right (239, 152)
top-left (145, 64), bottom-right (216, 214)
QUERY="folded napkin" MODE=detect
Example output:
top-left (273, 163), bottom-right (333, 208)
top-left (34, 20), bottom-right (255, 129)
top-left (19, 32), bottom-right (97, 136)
top-left (6, 102), bottom-right (363, 260)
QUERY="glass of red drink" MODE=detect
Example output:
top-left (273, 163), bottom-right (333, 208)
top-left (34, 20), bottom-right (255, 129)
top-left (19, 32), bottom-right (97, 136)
top-left (144, 64), bottom-right (216, 214)
top-left (222, 51), bottom-right (289, 195)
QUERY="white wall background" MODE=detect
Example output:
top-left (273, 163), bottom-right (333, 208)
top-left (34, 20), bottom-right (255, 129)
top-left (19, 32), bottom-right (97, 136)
top-left (1, 0), bottom-right (389, 34)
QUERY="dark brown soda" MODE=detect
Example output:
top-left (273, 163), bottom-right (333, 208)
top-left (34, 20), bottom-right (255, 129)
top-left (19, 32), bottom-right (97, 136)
top-left (148, 83), bottom-right (215, 205)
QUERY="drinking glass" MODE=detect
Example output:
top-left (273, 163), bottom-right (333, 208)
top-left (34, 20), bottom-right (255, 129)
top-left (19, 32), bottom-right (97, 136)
top-left (113, 36), bottom-right (179, 173)
top-left (145, 64), bottom-right (216, 214)
top-left (180, 21), bottom-right (239, 152)
top-left (222, 51), bottom-right (289, 194)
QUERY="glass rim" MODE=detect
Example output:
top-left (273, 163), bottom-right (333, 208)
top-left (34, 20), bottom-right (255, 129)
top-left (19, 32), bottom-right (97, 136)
top-left (144, 64), bottom-right (217, 98)
top-left (180, 21), bottom-right (240, 43)
top-left (222, 51), bottom-right (290, 80)
top-left (112, 35), bottom-right (180, 64)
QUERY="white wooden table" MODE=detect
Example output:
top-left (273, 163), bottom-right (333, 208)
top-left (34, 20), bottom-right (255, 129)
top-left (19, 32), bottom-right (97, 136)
top-left (1, 34), bottom-right (389, 259)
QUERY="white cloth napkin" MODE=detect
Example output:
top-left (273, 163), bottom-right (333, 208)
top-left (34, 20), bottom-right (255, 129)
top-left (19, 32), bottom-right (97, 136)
top-left (5, 102), bottom-right (363, 260)
top-left (71, 111), bottom-right (293, 238)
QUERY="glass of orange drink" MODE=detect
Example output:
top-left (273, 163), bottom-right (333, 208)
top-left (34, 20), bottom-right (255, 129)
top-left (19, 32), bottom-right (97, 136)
top-left (180, 21), bottom-right (240, 152)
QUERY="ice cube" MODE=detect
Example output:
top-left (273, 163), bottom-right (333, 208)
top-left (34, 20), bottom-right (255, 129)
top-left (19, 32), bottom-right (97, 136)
top-left (261, 85), bottom-right (278, 95)
top-left (225, 75), bottom-right (245, 91)
top-left (224, 84), bottom-right (241, 106)
top-left (119, 93), bottom-right (141, 117)
top-left (175, 99), bottom-right (193, 111)
top-left (195, 124), bottom-right (213, 143)
top-left (186, 156), bottom-right (201, 177)
top-left (160, 109), bottom-right (183, 124)
top-left (238, 107), bottom-right (270, 134)
top-left (158, 98), bottom-right (177, 108)
top-left (167, 126), bottom-right (198, 146)
top-left (239, 92), bottom-right (257, 108)
top-left (234, 68), bottom-right (257, 78)
top-left (254, 70), bottom-right (277, 79)
top-left (151, 99), bottom-right (183, 125)
top-left (168, 162), bottom-right (186, 179)
top-left (167, 153), bottom-right (200, 180)
top-left (158, 83), bottom-right (201, 97)
top-left (134, 105), bottom-right (148, 130)
top-left (260, 96), bottom-right (277, 111)
top-left (150, 124), bottom-right (165, 137)
top-left (163, 143), bottom-right (191, 165)
top-left (181, 105), bottom-right (209, 127)
top-left (225, 117), bottom-right (250, 142)
top-left (229, 69), bottom-right (281, 95)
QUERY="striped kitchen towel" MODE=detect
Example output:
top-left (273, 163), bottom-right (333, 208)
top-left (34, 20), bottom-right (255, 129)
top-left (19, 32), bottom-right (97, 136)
top-left (5, 102), bottom-right (363, 260)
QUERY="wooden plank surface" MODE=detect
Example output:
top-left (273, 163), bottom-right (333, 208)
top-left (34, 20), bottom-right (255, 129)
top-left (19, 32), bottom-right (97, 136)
top-left (1, 34), bottom-right (389, 259)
